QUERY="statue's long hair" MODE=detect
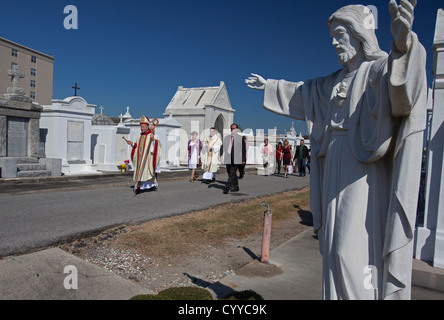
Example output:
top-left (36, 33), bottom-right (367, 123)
top-left (328, 5), bottom-right (388, 61)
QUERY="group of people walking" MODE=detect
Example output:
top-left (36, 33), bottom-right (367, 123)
top-left (275, 139), bottom-right (310, 178)
top-left (127, 116), bottom-right (308, 196)
top-left (185, 123), bottom-right (247, 194)
top-left (185, 127), bottom-right (222, 184)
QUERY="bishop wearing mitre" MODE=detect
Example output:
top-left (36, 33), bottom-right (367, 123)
top-left (126, 116), bottom-right (162, 194)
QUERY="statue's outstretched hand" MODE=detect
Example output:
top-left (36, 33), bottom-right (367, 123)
top-left (245, 73), bottom-right (266, 91)
top-left (389, 0), bottom-right (416, 53)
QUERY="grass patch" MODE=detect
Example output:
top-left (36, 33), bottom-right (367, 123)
top-left (129, 287), bottom-right (264, 300)
top-left (223, 290), bottom-right (264, 300)
top-left (130, 287), bottom-right (213, 300)
top-left (117, 188), bottom-right (310, 258)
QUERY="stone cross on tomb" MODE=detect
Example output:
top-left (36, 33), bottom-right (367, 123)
top-left (99, 106), bottom-right (104, 114)
top-left (8, 64), bottom-right (24, 88)
top-left (72, 83), bottom-right (80, 96)
top-left (7, 65), bottom-right (25, 95)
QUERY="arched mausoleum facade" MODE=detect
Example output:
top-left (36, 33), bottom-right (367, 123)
top-left (163, 81), bottom-right (235, 164)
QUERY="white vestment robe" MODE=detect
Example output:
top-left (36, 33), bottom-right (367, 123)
top-left (201, 135), bottom-right (222, 178)
top-left (263, 33), bottom-right (427, 300)
top-left (131, 130), bottom-right (162, 189)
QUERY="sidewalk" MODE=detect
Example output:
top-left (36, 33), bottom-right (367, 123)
top-left (0, 166), bottom-right (258, 196)
top-left (208, 229), bottom-right (323, 300)
top-left (210, 229), bottom-right (444, 300)
top-left (0, 168), bottom-right (197, 195)
top-left (1, 229), bottom-right (443, 300)
top-left (0, 247), bottom-right (153, 300)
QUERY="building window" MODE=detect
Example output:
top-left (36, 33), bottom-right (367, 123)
top-left (30, 80), bottom-right (36, 88)
top-left (31, 56), bottom-right (37, 63)
top-left (11, 49), bottom-right (18, 57)
top-left (30, 92), bottom-right (36, 99)
top-left (31, 68), bottom-right (36, 76)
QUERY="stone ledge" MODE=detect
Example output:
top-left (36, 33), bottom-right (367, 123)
top-left (17, 170), bottom-right (52, 178)
top-left (412, 259), bottom-right (444, 292)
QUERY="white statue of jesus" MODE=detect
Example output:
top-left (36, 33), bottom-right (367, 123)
top-left (246, 0), bottom-right (427, 300)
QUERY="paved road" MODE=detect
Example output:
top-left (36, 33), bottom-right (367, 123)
top-left (0, 171), bottom-right (309, 257)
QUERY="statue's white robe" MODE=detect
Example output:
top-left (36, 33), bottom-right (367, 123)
top-left (263, 34), bottom-right (427, 300)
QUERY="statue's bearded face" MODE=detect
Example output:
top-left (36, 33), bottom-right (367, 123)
top-left (330, 21), bottom-right (361, 66)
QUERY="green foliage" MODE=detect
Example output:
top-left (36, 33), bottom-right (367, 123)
top-left (130, 287), bottom-right (264, 300)
top-left (130, 287), bottom-right (213, 300)
top-left (221, 290), bottom-right (264, 300)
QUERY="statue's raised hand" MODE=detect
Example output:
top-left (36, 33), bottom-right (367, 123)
top-left (245, 73), bottom-right (266, 91)
top-left (389, 0), bottom-right (416, 53)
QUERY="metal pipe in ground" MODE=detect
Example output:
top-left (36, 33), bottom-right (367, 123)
top-left (260, 203), bottom-right (272, 264)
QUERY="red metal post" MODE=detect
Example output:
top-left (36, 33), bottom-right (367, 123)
top-left (260, 203), bottom-right (272, 264)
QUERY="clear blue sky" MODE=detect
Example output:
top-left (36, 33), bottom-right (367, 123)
top-left (0, 0), bottom-right (441, 135)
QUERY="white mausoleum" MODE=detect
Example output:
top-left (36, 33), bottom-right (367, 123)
top-left (163, 81), bottom-right (235, 163)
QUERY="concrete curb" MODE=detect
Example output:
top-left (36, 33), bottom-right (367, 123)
top-left (0, 248), bottom-right (152, 300)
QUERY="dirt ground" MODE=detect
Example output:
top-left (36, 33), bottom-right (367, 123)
top-left (59, 190), bottom-right (313, 293)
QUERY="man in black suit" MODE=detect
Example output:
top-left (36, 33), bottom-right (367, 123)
top-left (220, 123), bottom-right (247, 194)
top-left (295, 139), bottom-right (309, 177)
